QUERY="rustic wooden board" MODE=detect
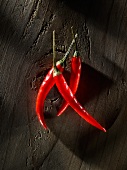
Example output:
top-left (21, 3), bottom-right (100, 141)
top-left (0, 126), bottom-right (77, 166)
top-left (0, 0), bottom-right (127, 169)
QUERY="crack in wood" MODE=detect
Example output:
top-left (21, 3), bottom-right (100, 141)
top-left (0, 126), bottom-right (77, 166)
top-left (30, 13), bottom-right (56, 48)
top-left (22, 0), bottom-right (42, 37)
top-left (84, 21), bottom-right (91, 61)
top-left (50, 97), bottom-right (59, 104)
top-left (23, 13), bottom-right (56, 57)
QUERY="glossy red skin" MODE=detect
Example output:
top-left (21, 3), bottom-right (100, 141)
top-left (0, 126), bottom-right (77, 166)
top-left (54, 73), bottom-right (106, 132)
top-left (57, 56), bottom-right (81, 116)
top-left (36, 64), bottom-right (64, 129)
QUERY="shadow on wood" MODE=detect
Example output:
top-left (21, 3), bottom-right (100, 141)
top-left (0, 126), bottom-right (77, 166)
top-left (42, 61), bottom-right (123, 165)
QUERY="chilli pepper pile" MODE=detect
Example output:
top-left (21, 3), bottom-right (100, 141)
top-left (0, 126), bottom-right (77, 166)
top-left (36, 29), bottom-right (106, 133)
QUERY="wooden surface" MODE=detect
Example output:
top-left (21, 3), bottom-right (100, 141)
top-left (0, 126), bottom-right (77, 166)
top-left (0, 0), bottom-right (127, 169)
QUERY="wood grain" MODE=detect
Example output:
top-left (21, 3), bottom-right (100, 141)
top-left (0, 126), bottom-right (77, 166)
top-left (0, 0), bottom-right (127, 169)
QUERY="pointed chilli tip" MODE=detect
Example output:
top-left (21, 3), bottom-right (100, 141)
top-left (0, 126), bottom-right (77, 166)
top-left (103, 128), bottom-right (106, 133)
top-left (57, 112), bottom-right (61, 117)
top-left (40, 119), bottom-right (47, 130)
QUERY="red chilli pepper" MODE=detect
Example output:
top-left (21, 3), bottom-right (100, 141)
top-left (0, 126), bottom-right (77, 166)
top-left (36, 34), bottom-right (77, 129)
top-left (57, 51), bottom-right (81, 116)
top-left (36, 64), bottom-right (64, 129)
top-left (57, 28), bottom-right (81, 116)
top-left (53, 69), bottom-right (106, 132)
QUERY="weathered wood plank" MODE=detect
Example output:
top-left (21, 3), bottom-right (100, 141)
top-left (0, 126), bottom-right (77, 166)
top-left (0, 0), bottom-right (127, 169)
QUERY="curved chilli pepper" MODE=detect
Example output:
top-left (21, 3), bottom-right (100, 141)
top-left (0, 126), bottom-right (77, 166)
top-left (36, 63), bottom-right (64, 129)
top-left (53, 70), bottom-right (106, 132)
top-left (36, 34), bottom-right (78, 129)
top-left (57, 51), bottom-right (81, 116)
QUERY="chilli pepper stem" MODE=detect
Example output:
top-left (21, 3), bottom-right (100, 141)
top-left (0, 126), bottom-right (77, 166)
top-left (71, 26), bottom-right (78, 52)
top-left (60, 33), bottom-right (78, 63)
top-left (53, 31), bottom-right (78, 68)
top-left (53, 30), bottom-right (56, 69)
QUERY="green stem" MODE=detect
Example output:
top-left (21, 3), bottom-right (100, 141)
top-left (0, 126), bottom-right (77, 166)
top-left (53, 30), bottom-right (56, 69)
top-left (71, 26), bottom-right (78, 52)
top-left (60, 33), bottom-right (78, 62)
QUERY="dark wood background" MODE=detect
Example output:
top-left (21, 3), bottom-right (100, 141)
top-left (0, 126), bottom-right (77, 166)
top-left (0, 0), bottom-right (127, 169)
